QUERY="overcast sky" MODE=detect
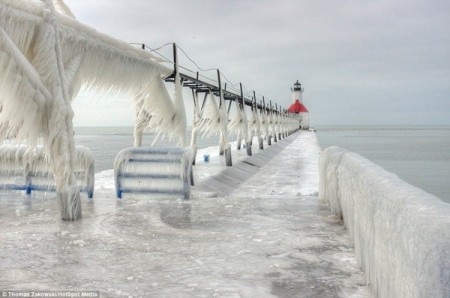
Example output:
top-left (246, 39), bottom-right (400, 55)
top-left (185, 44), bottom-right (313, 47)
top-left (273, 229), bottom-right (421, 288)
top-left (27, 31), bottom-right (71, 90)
top-left (66, 0), bottom-right (450, 127)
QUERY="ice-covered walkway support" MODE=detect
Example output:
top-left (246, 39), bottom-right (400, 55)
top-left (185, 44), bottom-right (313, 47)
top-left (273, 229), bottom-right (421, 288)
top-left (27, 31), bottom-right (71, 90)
top-left (217, 70), bottom-right (232, 166)
top-left (0, 144), bottom-right (94, 198)
top-left (260, 98), bottom-right (271, 146)
top-left (249, 92), bottom-right (264, 150)
top-left (114, 147), bottom-right (192, 200)
top-left (319, 146), bottom-right (450, 298)
top-left (194, 85), bottom-right (232, 166)
top-left (228, 98), bottom-right (247, 150)
top-left (133, 43), bottom-right (187, 148)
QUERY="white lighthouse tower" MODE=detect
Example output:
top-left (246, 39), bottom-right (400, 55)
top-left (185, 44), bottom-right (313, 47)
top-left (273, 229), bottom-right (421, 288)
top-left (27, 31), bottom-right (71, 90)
top-left (288, 80), bottom-right (309, 129)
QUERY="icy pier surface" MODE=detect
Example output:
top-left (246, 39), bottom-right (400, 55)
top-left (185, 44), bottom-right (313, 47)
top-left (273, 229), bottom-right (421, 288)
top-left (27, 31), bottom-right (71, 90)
top-left (0, 132), bottom-right (369, 297)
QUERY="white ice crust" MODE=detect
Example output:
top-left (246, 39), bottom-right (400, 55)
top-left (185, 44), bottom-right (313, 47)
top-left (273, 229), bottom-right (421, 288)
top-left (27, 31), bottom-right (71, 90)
top-left (319, 146), bottom-right (450, 298)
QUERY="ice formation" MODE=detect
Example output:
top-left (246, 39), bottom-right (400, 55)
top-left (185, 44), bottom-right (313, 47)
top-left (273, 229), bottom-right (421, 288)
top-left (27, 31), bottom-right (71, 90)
top-left (268, 108), bottom-right (276, 141)
top-left (319, 146), bottom-right (450, 298)
top-left (227, 98), bottom-right (253, 154)
top-left (189, 91), bottom-right (203, 163)
top-left (133, 46), bottom-right (187, 147)
top-left (0, 144), bottom-right (94, 198)
top-left (259, 104), bottom-right (270, 143)
top-left (197, 92), bottom-right (222, 138)
top-left (228, 100), bottom-right (248, 148)
top-left (113, 147), bottom-right (192, 200)
top-left (248, 102), bottom-right (263, 149)
top-left (218, 91), bottom-right (231, 165)
top-left (0, 0), bottom-right (176, 220)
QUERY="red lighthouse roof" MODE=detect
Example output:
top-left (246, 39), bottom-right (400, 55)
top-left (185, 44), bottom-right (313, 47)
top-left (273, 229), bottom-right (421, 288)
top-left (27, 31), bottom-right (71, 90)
top-left (288, 99), bottom-right (309, 113)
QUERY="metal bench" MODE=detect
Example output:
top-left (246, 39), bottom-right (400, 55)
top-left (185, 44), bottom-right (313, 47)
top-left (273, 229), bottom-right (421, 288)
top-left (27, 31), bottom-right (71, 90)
top-left (114, 147), bottom-right (192, 200)
top-left (0, 144), bottom-right (95, 198)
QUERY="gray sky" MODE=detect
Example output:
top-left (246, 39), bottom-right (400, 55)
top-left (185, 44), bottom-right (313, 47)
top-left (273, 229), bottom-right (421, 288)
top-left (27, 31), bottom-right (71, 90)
top-left (66, 0), bottom-right (450, 126)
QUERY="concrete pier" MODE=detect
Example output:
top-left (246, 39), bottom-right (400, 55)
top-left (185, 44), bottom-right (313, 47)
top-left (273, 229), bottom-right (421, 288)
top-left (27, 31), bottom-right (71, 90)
top-left (0, 132), bottom-right (369, 297)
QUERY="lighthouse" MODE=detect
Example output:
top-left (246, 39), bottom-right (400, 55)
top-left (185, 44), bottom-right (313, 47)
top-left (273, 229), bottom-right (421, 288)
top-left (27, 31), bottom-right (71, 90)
top-left (288, 80), bottom-right (309, 129)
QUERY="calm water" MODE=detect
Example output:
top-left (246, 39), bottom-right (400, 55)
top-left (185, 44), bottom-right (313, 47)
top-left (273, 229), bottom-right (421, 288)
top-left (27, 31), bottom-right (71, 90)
top-left (316, 126), bottom-right (450, 203)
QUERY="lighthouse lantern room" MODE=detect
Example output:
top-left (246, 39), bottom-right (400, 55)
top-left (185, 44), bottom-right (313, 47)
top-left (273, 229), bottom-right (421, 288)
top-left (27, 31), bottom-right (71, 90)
top-left (288, 80), bottom-right (309, 129)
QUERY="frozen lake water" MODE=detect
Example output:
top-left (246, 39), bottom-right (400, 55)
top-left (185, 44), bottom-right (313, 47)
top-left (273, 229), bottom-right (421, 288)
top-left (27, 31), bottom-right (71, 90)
top-left (0, 131), bottom-right (369, 297)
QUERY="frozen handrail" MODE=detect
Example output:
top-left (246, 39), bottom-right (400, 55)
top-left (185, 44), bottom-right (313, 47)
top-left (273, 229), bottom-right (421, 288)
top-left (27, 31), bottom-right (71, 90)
top-left (319, 146), bottom-right (450, 297)
top-left (0, 145), bottom-right (94, 198)
top-left (114, 147), bottom-right (192, 200)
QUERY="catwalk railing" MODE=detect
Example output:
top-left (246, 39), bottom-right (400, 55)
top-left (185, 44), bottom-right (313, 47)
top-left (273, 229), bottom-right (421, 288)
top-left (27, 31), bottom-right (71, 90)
top-left (156, 43), bottom-right (302, 166)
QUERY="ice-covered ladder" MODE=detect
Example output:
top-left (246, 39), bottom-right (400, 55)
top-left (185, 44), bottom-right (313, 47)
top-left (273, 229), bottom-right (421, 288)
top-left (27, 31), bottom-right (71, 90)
top-left (0, 145), bottom-right (95, 198)
top-left (114, 147), bottom-right (192, 200)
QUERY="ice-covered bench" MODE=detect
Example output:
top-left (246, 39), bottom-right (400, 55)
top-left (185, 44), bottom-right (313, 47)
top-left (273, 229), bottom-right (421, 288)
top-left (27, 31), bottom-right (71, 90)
top-left (114, 147), bottom-right (192, 200)
top-left (0, 144), bottom-right (95, 198)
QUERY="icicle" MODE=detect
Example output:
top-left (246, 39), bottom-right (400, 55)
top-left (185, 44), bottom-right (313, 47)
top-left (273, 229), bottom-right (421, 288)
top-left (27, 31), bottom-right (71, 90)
top-left (173, 71), bottom-right (187, 147)
top-left (132, 71), bottom-right (187, 147)
top-left (190, 91), bottom-right (202, 164)
top-left (198, 92), bottom-right (221, 138)
top-left (260, 108), bottom-right (270, 143)
top-left (218, 91), bottom-right (231, 166)
top-left (228, 100), bottom-right (244, 137)
top-left (248, 102), bottom-right (263, 150)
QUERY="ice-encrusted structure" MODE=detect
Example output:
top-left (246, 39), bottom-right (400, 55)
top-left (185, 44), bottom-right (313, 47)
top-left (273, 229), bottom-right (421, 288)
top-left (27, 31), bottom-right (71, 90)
top-left (0, 0), bottom-right (175, 220)
top-left (268, 108), bottom-right (277, 142)
top-left (133, 51), bottom-right (187, 147)
top-left (319, 146), bottom-right (450, 298)
top-left (197, 92), bottom-right (222, 138)
top-left (259, 106), bottom-right (270, 144)
top-left (228, 100), bottom-right (252, 154)
top-left (189, 90), bottom-right (232, 164)
top-left (0, 144), bottom-right (94, 197)
top-left (218, 91), bottom-right (231, 165)
top-left (189, 91), bottom-right (203, 164)
top-left (113, 147), bottom-right (192, 200)
top-left (248, 104), bottom-right (263, 149)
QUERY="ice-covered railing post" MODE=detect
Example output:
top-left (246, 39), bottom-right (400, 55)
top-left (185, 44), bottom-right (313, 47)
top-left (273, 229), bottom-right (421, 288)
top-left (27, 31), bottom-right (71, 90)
top-left (251, 91), bottom-right (264, 150)
top-left (279, 108), bottom-right (285, 138)
top-left (172, 43), bottom-right (187, 147)
top-left (239, 83), bottom-right (252, 156)
top-left (281, 109), bottom-right (286, 138)
top-left (262, 97), bottom-right (271, 146)
top-left (270, 101), bottom-right (278, 143)
top-left (275, 104), bottom-right (282, 141)
top-left (217, 70), bottom-right (232, 166)
top-left (190, 73), bottom-right (201, 166)
top-left (259, 97), bottom-right (268, 145)
top-left (231, 100), bottom-right (242, 151)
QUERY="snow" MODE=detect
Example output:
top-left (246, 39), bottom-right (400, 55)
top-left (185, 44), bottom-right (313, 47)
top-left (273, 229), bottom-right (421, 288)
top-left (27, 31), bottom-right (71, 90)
top-left (0, 131), bottom-right (369, 297)
top-left (319, 146), bottom-right (450, 298)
